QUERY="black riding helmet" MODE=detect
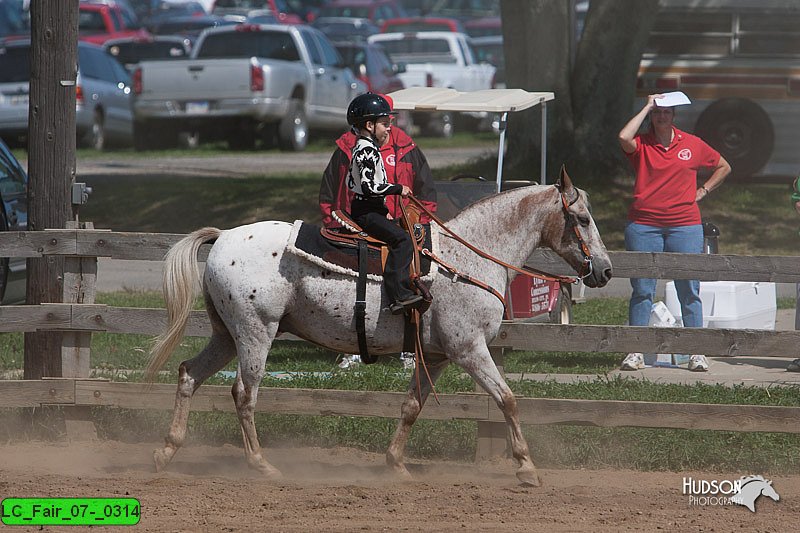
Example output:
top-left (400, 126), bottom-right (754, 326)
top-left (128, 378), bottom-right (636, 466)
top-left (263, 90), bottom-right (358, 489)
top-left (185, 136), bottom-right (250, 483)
top-left (346, 92), bottom-right (396, 126)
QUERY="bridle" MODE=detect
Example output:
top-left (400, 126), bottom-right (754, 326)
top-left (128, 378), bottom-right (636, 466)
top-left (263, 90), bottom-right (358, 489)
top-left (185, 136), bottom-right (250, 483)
top-left (557, 185), bottom-right (595, 281)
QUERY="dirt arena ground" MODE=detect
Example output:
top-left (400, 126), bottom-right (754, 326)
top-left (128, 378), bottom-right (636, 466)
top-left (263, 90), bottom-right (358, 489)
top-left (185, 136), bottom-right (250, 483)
top-left (0, 440), bottom-right (797, 532)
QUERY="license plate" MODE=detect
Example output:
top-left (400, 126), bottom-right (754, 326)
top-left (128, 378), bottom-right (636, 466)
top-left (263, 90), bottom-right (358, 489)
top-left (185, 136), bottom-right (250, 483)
top-left (8, 94), bottom-right (28, 106)
top-left (185, 101), bottom-right (209, 114)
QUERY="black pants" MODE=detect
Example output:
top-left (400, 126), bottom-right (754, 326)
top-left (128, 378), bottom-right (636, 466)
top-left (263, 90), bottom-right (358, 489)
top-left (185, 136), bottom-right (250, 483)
top-left (354, 211), bottom-right (416, 303)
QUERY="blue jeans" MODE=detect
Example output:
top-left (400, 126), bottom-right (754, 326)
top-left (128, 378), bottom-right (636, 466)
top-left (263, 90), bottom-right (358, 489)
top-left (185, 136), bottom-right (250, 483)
top-left (625, 222), bottom-right (703, 327)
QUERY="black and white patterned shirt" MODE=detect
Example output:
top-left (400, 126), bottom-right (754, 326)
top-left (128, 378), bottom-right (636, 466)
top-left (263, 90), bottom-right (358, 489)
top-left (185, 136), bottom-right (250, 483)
top-left (347, 135), bottom-right (400, 198)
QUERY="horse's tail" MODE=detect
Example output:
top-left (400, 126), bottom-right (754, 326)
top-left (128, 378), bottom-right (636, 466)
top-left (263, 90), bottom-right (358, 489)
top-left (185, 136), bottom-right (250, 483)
top-left (145, 227), bottom-right (221, 382)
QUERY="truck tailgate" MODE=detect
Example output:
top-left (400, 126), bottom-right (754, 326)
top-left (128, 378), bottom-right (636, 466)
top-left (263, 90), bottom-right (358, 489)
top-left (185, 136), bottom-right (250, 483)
top-left (137, 59), bottom-right (252, 101)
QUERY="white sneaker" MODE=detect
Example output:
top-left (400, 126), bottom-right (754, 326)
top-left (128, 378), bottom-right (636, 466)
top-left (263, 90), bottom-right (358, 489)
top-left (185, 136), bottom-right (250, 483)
top-left (400, 351), bottom-right (416, 370)
top-left (338, 354), bottom-right (362, 369)
top-left (688, 355), bottom-right (709, 372)
top-left (620, 352), bottom-right (645, 371)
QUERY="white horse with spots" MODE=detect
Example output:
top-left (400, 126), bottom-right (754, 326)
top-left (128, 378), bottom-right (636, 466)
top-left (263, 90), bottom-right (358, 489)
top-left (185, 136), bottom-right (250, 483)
top-left (146, 168), bottom-right (612, 486)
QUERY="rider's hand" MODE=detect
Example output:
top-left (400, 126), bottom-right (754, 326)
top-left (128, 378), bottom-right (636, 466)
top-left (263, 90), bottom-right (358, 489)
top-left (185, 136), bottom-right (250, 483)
top-left (400, 185), bottom-right (412, 197)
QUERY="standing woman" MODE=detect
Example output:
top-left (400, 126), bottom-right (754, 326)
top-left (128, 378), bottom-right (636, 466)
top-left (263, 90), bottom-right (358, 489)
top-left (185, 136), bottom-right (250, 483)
top-left (618, 93), bottom-right (731, 372)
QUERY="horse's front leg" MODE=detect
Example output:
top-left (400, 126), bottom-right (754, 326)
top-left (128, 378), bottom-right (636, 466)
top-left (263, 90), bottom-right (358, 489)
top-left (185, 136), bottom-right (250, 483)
top-left (386, 355), bottom-right (449, 480)
top-left (454, 343), bottom-right (540, 487)
top-left (155, 332), bottom-right (236, 472)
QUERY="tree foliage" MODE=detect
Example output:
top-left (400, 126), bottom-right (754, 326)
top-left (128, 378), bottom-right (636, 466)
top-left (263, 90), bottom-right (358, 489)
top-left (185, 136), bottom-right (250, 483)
top-left (500, 0), bottom-right (659, 181)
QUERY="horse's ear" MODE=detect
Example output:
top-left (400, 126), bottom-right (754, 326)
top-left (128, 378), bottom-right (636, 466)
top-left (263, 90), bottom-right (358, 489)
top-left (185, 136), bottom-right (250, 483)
top-left (556, 164), bottom-right (574, 191)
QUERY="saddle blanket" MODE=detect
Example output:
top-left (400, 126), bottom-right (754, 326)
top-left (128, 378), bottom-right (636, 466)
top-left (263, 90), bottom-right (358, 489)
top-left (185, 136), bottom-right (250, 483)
top-left (285, 220), bottom-right (437, 282)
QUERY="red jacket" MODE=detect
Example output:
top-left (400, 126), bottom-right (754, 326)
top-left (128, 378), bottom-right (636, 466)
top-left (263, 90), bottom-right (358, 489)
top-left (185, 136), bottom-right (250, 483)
top-left (319, 127), bottom-right (437, 227)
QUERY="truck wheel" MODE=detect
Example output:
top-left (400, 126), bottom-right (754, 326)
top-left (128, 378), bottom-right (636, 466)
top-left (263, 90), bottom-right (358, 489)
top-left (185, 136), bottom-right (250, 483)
top-left (694, 98), bottom-right (774, 180)
top-left (278, 99), bottom-right (308, 151)
top-left (548, 285), bottom-right (573, 324)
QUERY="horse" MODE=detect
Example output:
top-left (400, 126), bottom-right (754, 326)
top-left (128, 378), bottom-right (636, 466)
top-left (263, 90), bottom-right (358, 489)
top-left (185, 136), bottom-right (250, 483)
top-left (733, 475), bottom-right (780, 512)
top-left (145, 167), bottom-right (612, 486)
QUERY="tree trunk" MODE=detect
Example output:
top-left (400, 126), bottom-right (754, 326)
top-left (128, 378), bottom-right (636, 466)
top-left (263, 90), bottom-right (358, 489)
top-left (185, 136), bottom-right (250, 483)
top-left (23, 0), bottom-right (79, 379)
top-left (500, 0), bottom-right (660, 182)
top-left (569, 0), bottom-right (660, 177)
top-left (500, 0), bottom-right (573, 182)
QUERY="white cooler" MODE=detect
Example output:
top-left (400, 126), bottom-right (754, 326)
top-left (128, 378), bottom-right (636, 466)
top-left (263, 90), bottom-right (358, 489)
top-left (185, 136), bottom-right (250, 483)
top-left (665, 281), bottom-right (776, 329)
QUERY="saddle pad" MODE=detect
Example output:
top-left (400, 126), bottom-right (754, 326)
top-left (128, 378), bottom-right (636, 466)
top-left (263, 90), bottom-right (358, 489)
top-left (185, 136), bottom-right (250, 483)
top-left (285, 221), bottom-right (434, 281)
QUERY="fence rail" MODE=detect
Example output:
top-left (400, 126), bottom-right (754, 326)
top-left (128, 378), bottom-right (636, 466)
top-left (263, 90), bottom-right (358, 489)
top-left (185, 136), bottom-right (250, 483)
top-left (2, 229), bottom-right (799, 452)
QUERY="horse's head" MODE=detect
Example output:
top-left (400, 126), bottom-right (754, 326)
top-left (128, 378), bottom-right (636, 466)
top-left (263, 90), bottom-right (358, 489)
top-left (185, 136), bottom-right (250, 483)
top-left (543, 166), bottom-right (612, 288)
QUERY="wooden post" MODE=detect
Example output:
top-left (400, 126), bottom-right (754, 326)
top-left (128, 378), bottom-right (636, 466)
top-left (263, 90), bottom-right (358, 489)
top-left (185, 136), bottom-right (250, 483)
top-left (475, 346), bottom-right (509, 460)
top-left (23, 0), bottom-right (79, 379)
top-left (61, 222), bottom-right (98, 440)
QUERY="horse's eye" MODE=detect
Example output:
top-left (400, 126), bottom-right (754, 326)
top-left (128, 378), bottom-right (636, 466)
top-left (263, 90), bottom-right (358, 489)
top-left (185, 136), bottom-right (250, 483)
top-left (577, 215), bottom-right (591, 227)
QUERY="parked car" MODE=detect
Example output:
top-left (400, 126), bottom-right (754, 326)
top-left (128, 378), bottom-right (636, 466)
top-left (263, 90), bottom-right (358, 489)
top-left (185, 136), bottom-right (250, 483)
top-left (211, 0), bottom-right (304, 24)
top-left (317, 0), bottom-right (405, 27)
top-left (471, 35), bottom-right (504, 88)
top-left (379, 16), bottom-right (463, 34)
top-left (463, 16), bottom-right (501, 38)
top-left (0, 39), bottom-right (134, 150)
top-left (312, 16), bottom-right (378, 42)
top-left (333, 40), bottom-right (403, 94)
top-left (79, 0), bottom-right (150, 45)
top-left (0, 0), bottom-right (29, 39)
top-left (131, 23), bottom-right (365, 151)
top-left (0, 136), bottom-right (27, 305)
top-left (369, 31), bottom-right (495, 136)
top-left (147, 14), bottom-right (237, 44)
top-left (104, 35), bottom-right (192, 72)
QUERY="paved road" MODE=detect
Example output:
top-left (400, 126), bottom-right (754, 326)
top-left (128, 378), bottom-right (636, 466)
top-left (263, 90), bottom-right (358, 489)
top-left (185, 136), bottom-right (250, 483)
top-left (72, 145), bottom-right (498, 179)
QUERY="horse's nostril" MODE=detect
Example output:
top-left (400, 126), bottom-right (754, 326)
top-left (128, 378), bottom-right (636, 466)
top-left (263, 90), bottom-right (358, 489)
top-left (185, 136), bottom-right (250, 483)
top-left (604, 268), bottom-right (613, 280)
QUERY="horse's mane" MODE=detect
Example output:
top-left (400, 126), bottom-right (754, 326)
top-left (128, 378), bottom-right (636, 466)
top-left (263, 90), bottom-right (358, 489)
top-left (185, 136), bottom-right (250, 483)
top-left (449, 183), bottom-right (554, 225)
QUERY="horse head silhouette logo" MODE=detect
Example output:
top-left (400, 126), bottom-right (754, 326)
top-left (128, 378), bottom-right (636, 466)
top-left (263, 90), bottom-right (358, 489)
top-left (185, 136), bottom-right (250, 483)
top-left (732, 475), bottom-right (780, 512)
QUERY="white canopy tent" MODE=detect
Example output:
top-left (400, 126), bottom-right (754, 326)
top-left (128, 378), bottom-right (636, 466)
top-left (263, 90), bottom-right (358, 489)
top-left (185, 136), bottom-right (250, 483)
top-left (387, 88), bottom-right (555, 192)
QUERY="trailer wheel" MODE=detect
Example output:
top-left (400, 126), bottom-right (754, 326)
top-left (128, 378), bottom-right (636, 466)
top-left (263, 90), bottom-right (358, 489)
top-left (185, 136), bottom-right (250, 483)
top-left (278, 99), bottom-right (308, 152)
top-left (548, 284), bottom-right (573, 325)
top-left (694, 98), bottom-right (774, 180)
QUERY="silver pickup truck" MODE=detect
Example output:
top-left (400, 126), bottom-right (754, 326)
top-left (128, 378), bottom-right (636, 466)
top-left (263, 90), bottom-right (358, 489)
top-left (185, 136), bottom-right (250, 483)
top-left (131, 24), bottom-right (365, 151)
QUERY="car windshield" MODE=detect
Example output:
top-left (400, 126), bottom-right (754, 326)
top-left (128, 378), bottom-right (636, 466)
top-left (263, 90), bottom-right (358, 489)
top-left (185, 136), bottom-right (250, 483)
top-left (377, 38), bottom-right (455, 64)
top-left (107, 41), bottom-right (189, 66)
top-left (196, 31), bottom-right (301, 61)
top-left (0, 45), bottom-right (30, 82)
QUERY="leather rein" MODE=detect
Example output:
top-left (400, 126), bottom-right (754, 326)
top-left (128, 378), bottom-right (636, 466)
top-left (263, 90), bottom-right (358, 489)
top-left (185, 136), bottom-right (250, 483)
top-left (405, 187), bottom-right (595, 312)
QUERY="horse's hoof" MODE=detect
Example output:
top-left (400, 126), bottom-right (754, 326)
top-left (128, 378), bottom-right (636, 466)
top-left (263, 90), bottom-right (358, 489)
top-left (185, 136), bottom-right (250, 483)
top-left (516, 467), bottom-right (541, 487)
top-left (153, 448), bottom-right (173, 472)
top-left (388, 464), bottom-right (413, 481)
top-left (248, 457), bottom-right (283, 480)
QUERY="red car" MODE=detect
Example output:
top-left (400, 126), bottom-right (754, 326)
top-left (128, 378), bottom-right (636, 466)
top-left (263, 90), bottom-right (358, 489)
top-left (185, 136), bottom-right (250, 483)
top-left (79, 1), bottom-right (150, 46)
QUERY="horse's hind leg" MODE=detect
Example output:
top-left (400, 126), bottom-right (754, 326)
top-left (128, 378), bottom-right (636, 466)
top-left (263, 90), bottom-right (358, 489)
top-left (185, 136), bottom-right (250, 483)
top-left (386, 355), bottom-right (449, 480)
top-left (154, 330), bottom-right (236, 472)
top-left (454, 344), bottom-right (540, 487)
top-left (230, 323), bottom-right (282, 479)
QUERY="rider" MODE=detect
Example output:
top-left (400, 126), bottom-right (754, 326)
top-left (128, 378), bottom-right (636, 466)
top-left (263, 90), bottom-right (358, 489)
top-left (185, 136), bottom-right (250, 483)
top-left (345, 92), bottom-right (423, 315)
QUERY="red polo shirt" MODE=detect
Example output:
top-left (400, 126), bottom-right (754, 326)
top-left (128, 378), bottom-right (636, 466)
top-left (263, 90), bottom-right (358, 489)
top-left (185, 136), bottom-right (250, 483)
top-left (625, 127), bottom-right (720, 227)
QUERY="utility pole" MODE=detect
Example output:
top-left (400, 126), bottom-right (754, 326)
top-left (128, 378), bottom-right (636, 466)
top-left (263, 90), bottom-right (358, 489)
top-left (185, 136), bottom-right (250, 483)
top-left (23, 0), bottom-right (79, 379)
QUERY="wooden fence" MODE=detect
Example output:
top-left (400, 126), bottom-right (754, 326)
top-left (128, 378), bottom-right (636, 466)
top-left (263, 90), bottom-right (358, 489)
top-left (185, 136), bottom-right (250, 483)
top-left (2, 229), bottom-right (800, 457)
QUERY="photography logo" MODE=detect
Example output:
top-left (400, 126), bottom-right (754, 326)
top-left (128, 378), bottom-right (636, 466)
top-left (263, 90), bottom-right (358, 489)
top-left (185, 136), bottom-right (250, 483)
top-left (682, 475), bottom-right (780, 512)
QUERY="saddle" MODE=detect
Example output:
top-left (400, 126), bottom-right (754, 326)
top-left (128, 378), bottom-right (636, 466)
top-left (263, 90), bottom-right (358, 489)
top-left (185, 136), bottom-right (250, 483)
top-left (321, 208), bottom-right (432, 364)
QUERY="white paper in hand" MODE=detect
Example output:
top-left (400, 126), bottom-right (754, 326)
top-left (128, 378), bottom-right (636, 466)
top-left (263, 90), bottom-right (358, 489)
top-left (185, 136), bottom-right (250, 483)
top-left (655, 91), bottom-right (691, 107)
